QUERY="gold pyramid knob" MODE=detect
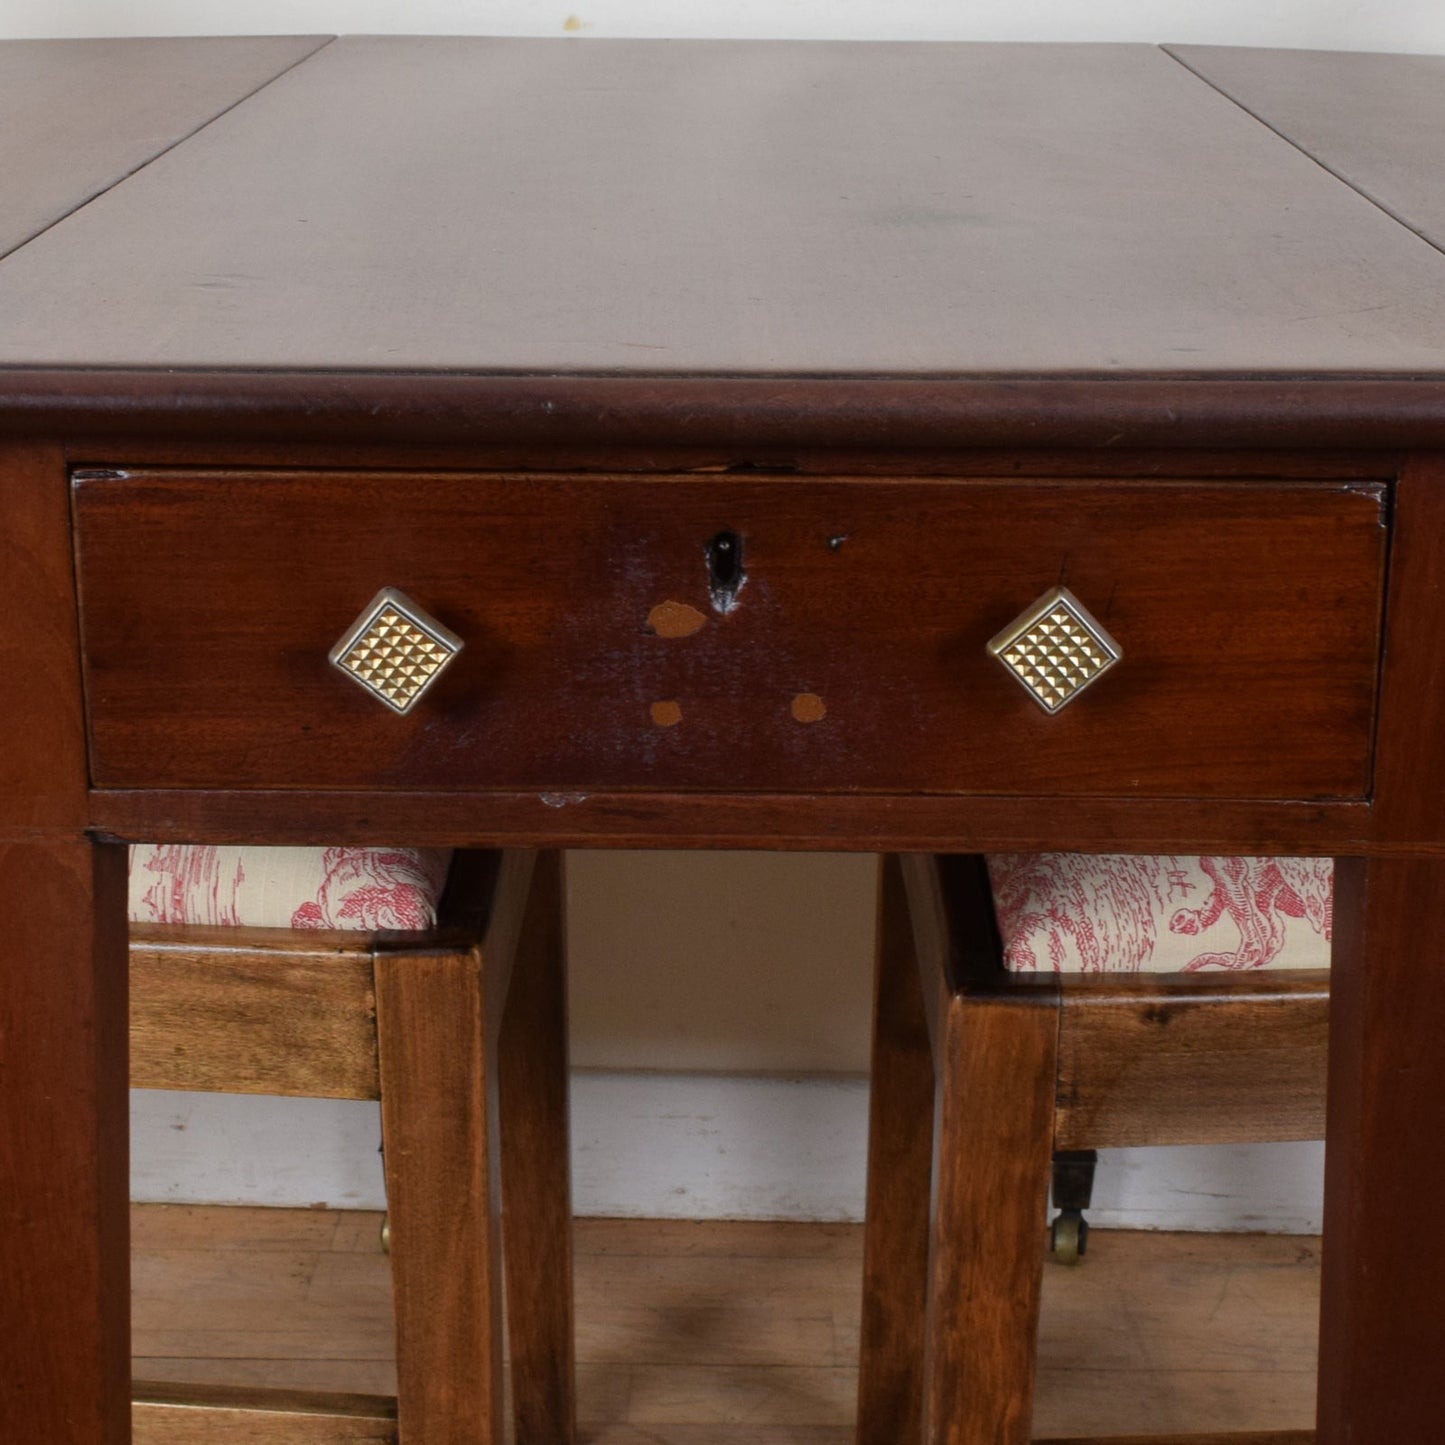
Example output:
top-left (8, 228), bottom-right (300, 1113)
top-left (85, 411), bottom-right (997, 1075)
top-left (329, 587), bottom-right (463, 714)
top-left (987, 586), bottom-right (1120, 713)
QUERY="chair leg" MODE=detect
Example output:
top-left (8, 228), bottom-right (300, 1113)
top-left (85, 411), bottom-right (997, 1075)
top-left (375, 920), bottom-right (512, 1440)
top-left (924, 989), bottom-right (1058, 1445)
top-left (857, 854), bottom-right (936, 1445)
top-left (500, 849), bottom-right (577, 1445)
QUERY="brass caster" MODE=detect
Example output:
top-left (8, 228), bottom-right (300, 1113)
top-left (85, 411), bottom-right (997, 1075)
top-left (380, 1213), bottom-right (391, 1255)
top-left (1050, 1210), bottom-right (1088, 1266)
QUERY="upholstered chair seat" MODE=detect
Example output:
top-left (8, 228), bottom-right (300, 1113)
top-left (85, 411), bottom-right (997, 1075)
top-left (989, 854), bottom-right (1333, 973)
top-left (127, 844), bottom-right (453, 930)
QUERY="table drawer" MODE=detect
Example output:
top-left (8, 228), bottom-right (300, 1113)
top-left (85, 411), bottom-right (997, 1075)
top-left (74, 469), bottom-right (1386, 798)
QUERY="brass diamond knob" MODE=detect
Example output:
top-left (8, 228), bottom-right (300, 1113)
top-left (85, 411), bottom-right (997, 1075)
top-left (987, 586), bottom-right (1120, 713)
top-left (329, 588), bottom-right (463, 714)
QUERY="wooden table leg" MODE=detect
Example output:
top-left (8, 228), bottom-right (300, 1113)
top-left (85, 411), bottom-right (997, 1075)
top-left (1, 444), bottom-right (129, 1439)
top-left (1318, 854), bottom-right (1445, 1441)
top-left (862, 855), bottom-right (1061, 1445)
top-left (0, 838), bottom-right (130, 1443)
top-left (376, 932), bottom-right (507, 1442)
top-left (376, 848), bottom-right (575, 1444)
top-left (857, 855), bottom-right (935, 1445)
top-left (501, 849), bottom-right (577, 1445)
top-left (922, 971), bottom-right (1058, 1445)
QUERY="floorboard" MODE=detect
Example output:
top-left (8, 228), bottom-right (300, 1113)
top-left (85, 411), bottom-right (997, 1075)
top-left (132, 1206), bottom-right (1319, 1440)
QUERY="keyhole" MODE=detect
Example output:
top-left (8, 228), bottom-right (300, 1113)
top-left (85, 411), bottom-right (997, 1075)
top-left (706, 529), bottom-right (746, 612)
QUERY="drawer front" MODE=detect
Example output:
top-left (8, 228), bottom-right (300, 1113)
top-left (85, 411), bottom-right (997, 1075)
top-left (75, 469), bottom-right (1386, 798)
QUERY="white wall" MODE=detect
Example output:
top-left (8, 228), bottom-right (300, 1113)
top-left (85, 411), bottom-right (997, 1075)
top-left (7, 0), bottom-right (1397, 1227)
top-left (6, 0), bottom-right (1445, 51)
top-left (568, 852), bottom-right (877, 1074)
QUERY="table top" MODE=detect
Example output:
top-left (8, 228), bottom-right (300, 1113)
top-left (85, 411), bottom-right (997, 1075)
top-left (1174, 44), bottom-right (1445, 254)
top-left (1, 37), bottom-right (1445, 382)
top-left (0, 36), bottom-right (325, 260)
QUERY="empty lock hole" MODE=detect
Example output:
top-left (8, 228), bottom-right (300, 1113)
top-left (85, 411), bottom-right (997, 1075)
top-left (706, 530), bottom-right (746, 612)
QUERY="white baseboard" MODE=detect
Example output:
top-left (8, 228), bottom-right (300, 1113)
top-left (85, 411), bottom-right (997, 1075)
top-left (571, 1072), bottom-right (868, 1221)
top-left (131, 1071), bottom-right (1324, 1232)
top-left (132, 1088), bottom-right (387, 1209)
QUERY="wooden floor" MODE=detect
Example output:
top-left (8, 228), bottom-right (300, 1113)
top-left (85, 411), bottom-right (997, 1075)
top-left (132, 1206), bottom-right (1319, 1441)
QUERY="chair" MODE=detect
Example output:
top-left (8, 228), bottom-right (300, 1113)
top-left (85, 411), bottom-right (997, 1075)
top-left (857, 852), bottom-right (1330, 1445)
top-left (127, 844), bottom-right (576, 1445)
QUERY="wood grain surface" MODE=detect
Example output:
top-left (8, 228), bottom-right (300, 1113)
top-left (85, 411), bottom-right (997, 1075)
top-left (856, 858), bottom-right (933, 1445)
top-left (0, 443), bottom-right (92, 828)
top-left (1309, 456), bottom-right (1445, 1441)
top-left (133, 1383), bottom-right (396, 1443)
top-left (3, 40), bottom-right (1445, 374)
top-left (75, 470), bottom-right (1386, 800)
top-left (1038, 1436), bottom-right (1313, 1445)
top-left (0, 841), bottom-right (129, 1443)
top-left (1367, 456), bottom-right (1445, 846)
top-left (373, 852), bottom-right (541, 1444)
top-left (1318, 855), bottom-right (1445, 1443)
top-left (131, 1207), bottom-right (1322, 1439)
top-left (1052, 970), bottom-right (1329, 1149)
top-left (894, 854), bottom-right (1062, 1445)
top-left (128, 927), bottom-right (382, 1099)
top-left (499, 852), bottom-right (578, 1445)
top-left (3, 371), bottom-right (1444, 453)
top-left (88, 788), bottom-right (1372, 854)
top-left (375, 930), bottom-right (507, 1444)
top-left (1175, 44), bottom-right (1445, 254)
top-left (923, 985), bottom-right (1060, 1445)
top-left (0, 36), bottom-right (327, 260)
top-left (0, 438), bottom-right (132, 1438)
